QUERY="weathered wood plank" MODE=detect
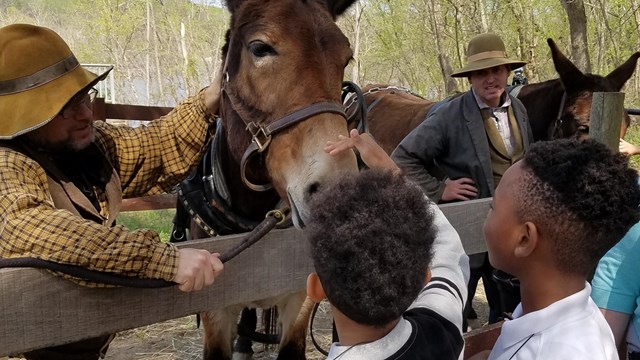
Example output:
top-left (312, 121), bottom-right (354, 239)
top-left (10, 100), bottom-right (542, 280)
top-left (463, 321), bottom-right (503, 359)
top-left (589, 92), bottom-right (625, 151)
top-left (93, 98), bottom-right (173, 122)
top-left (0, 199), bottom-right (490, 355)
top-left (0, 229), bottom-right (312, 354)
top-left (440, 197), bottom-right (490, 256)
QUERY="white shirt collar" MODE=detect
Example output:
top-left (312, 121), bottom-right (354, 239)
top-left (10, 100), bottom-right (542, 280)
top-left (472, 88), bottom-right (511, 110)
top-left (326, 317), bottom-right (413, 360)
top-left (499, 282), bottom-right (592, 348)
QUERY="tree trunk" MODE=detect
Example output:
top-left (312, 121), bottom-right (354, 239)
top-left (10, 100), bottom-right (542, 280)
top-left (145, 0), bottom-right (151, 106)
top-left (350, 1), bottom-right (362, 83)
top-left (180, 22), bottom-right (190, 96)
top-left (428, 0), bottom-right (459, 94)
top-left (630, 0), bottom-right (640, 96)
top-left (559, 0), bottom-right (592, 72)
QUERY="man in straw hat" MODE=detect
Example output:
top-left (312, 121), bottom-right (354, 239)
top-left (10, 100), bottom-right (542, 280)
top-left (392, 33), bottom-right (533, 329)
top-left (0, 24), bottom-right (224, 359)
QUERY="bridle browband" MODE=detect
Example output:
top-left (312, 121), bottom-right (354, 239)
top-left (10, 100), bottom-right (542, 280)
top-left (219, 70), bottom-right (347, 191)
top-left (510, 84), bottom-right (571, 140)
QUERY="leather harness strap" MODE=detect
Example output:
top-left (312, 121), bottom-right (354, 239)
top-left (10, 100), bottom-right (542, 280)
top-left (239, 101), bottom-right (347, 191)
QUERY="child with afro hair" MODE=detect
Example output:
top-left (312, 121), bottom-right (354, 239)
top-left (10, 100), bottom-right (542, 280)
top-left (307, 130), bottom-right (470, 360)
top-left (471, 138), bottom-right (640, 360)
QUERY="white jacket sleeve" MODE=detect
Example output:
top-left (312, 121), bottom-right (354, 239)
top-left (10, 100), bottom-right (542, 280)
top-left (408, 199), bottom-right (470, 333)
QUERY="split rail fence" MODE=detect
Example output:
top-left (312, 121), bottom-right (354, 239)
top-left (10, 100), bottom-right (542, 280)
top-left (0, 92), bottom-right (625, 358)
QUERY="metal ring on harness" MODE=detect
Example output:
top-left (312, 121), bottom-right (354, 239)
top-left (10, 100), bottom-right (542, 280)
top-left (238, 101), bottom-right (348, 192)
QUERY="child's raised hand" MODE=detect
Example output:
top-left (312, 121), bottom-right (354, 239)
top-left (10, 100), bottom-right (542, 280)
top-left (325, 129), bottom-right (400, 173)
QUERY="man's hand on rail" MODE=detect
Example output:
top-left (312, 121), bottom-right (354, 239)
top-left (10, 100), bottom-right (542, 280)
top-left (174, 248), bottom-right (224, 292)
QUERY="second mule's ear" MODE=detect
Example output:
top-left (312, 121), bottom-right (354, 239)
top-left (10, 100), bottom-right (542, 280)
top-left (325, 0), bottom-right (357, 18)
top-left (548, 38), bottom-right (585, 91)
top-left (606, 52), bottom-right (640, 91)
top-left (225, 0), bottom-right (243, 13)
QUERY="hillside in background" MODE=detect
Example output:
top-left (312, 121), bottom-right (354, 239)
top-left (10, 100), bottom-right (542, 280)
top-left (2, 0), bottom-right (640, 108)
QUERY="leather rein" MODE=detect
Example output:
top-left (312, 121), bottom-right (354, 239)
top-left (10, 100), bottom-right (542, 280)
top-left (0, 209), bottom-right (288, 288)
top-left (509, 85), bottom-right (571, 140)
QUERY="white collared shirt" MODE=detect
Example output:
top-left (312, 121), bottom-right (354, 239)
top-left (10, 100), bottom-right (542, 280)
top-left (327, 317), bottom-right (414, 359)
top-left (473, 90), bottom-right (515, 156)
top-left (488, 283), bottom-right (617, 360)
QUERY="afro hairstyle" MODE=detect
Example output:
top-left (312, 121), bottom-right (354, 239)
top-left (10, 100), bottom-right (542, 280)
top-left (515, 138), bottom-right (640, 276)
top-left (306, 169), bottom-right (437, 327)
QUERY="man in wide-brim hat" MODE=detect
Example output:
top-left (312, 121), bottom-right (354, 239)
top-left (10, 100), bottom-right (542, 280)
top-left (392, 33), bottom-right (534, 330)
top-left (0, 23), bottom-right (224, 359)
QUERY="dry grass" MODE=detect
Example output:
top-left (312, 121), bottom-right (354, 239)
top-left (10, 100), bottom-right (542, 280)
top-left (6, 283), bottom-right (488, 359)
top-left (106, 301), bottom-right (336, 360)
top-left (105, 287), bottom-right (489, 359)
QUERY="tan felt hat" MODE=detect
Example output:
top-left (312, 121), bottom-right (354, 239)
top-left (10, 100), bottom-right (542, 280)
top-left (451, 33), bottom-right (526, 78)
top-left (0, 23), bottom-right (113, 139)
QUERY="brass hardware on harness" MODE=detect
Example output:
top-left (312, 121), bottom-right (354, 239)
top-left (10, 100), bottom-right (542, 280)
top-left (246, 122), bottom-right (272, 153)
top-left (266, 208), bottom-right (289, 226)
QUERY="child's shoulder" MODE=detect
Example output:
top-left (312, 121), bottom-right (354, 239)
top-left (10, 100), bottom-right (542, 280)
top-left (399, 308), bottom-right (463, 359)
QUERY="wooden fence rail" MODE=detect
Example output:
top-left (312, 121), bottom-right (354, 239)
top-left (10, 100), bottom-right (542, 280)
top-left (0, 198), bottom-right (491, 356)
top-left (1, 92), bottom-right (625, 357)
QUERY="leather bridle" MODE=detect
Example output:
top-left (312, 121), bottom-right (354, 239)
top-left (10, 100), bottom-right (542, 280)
top-left (219, 76), bottom-right (347, 192)
top-left (550, 91), bottom-right (592, 139)
top-left (550, 91), bottom-right (568, 139)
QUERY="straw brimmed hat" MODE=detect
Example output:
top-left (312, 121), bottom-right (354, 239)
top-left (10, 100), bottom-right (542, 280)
top-left (451, 33), bottom-right (527, 78)
top-left (0, 24), bottom-right (113, 139)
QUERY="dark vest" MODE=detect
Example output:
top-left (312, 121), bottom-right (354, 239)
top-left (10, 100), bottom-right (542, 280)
top-left (481, 106), bottom-right (524, 189)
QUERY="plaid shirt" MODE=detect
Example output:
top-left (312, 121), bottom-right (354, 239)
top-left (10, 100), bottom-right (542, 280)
top-left (0, 90), bottom-right (212, 286)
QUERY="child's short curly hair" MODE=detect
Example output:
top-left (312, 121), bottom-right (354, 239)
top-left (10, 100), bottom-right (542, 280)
top-left (516, 139), bottom-right (640, 276)
top-left (306, 169), bottom-right (437, 327)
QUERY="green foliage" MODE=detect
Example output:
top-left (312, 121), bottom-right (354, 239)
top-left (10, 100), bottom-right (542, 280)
top-left (1, 0), bottom-right (639, 106)
top-left (117, 209), bottom-right (176, 243)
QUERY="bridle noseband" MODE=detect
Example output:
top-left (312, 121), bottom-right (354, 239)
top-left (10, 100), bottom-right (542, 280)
top-left (220, 73), bottom-right (347, 192)
top-left (550, 91), bottom-right (568, 139)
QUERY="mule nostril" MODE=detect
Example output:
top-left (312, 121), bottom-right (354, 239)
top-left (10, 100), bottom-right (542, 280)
top-left (307, 182), bottom-right (321, 197)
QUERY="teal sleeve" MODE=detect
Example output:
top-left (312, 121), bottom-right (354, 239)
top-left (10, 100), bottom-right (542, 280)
top-left (591, 222), bottom-right (640, 314)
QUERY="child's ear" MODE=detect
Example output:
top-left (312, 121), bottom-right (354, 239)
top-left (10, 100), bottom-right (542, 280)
top-left (423, 269), bottom-right (432, 286)
top-left (514, 221), bottom-right (538, 258)
top-left (307, 272), bottom-right (326, 303)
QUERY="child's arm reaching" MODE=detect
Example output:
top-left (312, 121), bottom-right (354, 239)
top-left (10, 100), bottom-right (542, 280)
top-left (409, 202), bottom-right (470, 333)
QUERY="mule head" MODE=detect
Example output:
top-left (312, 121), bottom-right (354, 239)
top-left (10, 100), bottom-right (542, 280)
top-left (548, 38), bottom-right (640, 140)
top-left (221, 0), bottom-right (358, 228)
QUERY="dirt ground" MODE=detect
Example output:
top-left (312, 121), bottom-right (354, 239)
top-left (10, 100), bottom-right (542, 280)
top-left (4, 282), bottom-right (488, 360)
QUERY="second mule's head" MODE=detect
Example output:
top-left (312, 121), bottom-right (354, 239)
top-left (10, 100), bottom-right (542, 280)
top-left (548, 38), bottom-right (640, 140)
top-left (221, 0), bottom-right (358, 227)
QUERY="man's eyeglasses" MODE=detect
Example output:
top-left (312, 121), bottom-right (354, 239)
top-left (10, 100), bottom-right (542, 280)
top-left (60, 88), bottom-right (98, 119)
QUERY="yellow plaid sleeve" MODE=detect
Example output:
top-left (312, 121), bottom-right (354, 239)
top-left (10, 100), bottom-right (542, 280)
top-left (0, 90), bottom-right (213, 286)
top-left (0, 149), bottom-right (178, 284)
top-left (95, 89), bottom-right (213, 198)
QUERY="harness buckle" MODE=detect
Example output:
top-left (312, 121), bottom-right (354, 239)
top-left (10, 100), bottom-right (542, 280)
top-left (266, 208), bottom-right (289, 226)
top-left (246, 122), bottom-right (272, 153)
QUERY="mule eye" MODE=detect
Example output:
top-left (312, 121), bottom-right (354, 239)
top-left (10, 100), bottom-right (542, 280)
top-left (249, 41), bottom-right (277, 57)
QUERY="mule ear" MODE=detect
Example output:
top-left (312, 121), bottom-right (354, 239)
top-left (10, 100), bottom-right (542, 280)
top-left (605, 52), bottom-right (640, 91)
top-left (548, 38), bottom-right (585, 90)
top-left (325, 0), bottom-right (357, 18)
top-left (224, 0), bottom-right (243, 13)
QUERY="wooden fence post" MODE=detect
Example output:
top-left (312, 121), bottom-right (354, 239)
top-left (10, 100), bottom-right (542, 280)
top-left (589, 92), bottom-right (625, 152)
